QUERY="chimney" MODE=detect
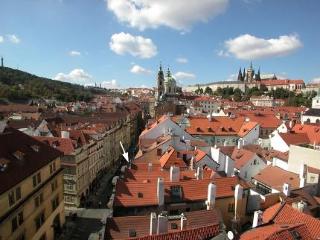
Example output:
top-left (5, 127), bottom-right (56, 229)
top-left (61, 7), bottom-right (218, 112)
top-left (196, 167), bottom-right (203, 180)
top-left (61, 130), bottom-right (70, 139)
top-left (157, 148), bottom-right (162, 156)
top-left (283, 183), bottom-right (291, 197)
top-left (272, 158), bottom-right (277, 167)
top-left (150, 212), bottom-right (157, 235)
top-left (157, 178), bottom-right (164, 206)
top-left (170, 166), bottom-right (180, 182)
top-left (157, 213), bottom-right (168, 234)
top-left (225, 156), bottom-right (234, 177)
top-left (299, 164), bottom-right (307, 188)
top-left (180, 213), bottom-right (187, 230)
top-left (289, 120), bottom-right (293, 129)
top-left (206, 183), bottom-right (216, 210)
top-left (148, 162), bottom-right (153, 172)
top-left (190, 157), bottom-right (194, 170)
top-left (237, 139), bottom-right (242, 149)
top-left (297, 200), bottom-right (307, 213)
top-left (234, 184), bottom-right (243, 220)
top-left (252, 210), bottom-right (263, 228)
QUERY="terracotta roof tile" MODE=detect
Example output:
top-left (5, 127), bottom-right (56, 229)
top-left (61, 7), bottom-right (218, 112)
top-left (253, 166), bottom-right (300, 191)
top-left (262, 203), bottom-right (320, 239)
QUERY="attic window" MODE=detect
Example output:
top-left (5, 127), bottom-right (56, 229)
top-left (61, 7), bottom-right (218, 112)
top-left (30, 145), bottom-right (40, 152)
top-left (128, 229), bottom-right (136, 238)
top-left (208, 127), bottom-right (213, 132)
top-left (171, 223), bottom-right (178, 229)
top-left (170, 185), bottom-right (183, 202)
top-left (137, 192), bottom-right (143, 198)
top-left (290, 230), bottom-right (302, 240)
top-left (13, 151), bottom-right (25, 160)
top-left (196, 127), bottom-right (201, 132)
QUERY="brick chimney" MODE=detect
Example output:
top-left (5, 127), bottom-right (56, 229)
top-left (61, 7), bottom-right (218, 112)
top-left (157, 213), bottom-right (168, 234)
top-left (234, 184), bottom-right (243, 221)
top-left (196, 166), bottom-right (203, 180)
top-left (206, 183), bottom-right (216, 210)
top-left (170, 166), bottom-right (180, 182)
top-left (225, 156), bottom-right (234, 177)
top-left (283, 183), bottom-right (291, 196)
top-left (252, 210), bottom-right (263, 228)
top-left (299, 164), bottom-right (307, 188)
top-left (157, 178), bottom-right (164, 206)
top-left (149, 212), bottom-right (157, 235)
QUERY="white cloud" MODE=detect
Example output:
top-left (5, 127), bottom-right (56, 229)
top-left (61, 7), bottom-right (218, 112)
top-left (54, 69), bottom-right (92, 84)
top-left (176, 58), bottom-right (188, 64)
top-left (69, 50), bottom-right (81, 56)
top-left (109, 32), bottom-right (157, 58)
top-left (6, 34), bottom-right (20, 44)
top-left (106, 0), bottom-right (228, 31)
top-left (219, 34), bottom-right (302, 60)
top-left (130, 64), bottom-right (152, 75)
top-left (101, 79), bottom-right (118, 89)
top-left (311, 77), bottom-right (320, 83)
top-left (0, 36), bottom-right (4, 43)
top-left (174, 71), bottom-right (196, 80)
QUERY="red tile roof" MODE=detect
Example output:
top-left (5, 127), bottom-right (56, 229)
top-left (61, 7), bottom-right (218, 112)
top-left (291, 124), bottom-right (320, 145)
top-left (105, 209), bottom-right (222, 240)
top-left (0, 127), bottom-right (62, 194)
top-left (231, 148), bottom-right (256, 169)
top-left (262, 203), bottom-right (320, 239)
top-left (253, 166), bottom-right (300, 191)
top-left (279, 132), bottom-right (310, 146)
top-left (34, 136), bottom-right (76, 155)
top-left (240, 223), bottom-right (312, 240)
top-left (260, 79), bottom-right (305, 86)
top-left (114, 176), bottom-right (248, 207)
top-left (159, 147), bottom-right (187, 169)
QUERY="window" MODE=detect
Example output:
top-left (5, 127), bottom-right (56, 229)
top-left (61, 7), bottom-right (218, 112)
top-left (35, 212), bottom-right (45, 230)
top-left (34, 193), bottom-right (44, 208)
top-left (8, 186), bottom-right (21, 206)
top-left (51, 196), bottom-right (59, 211)
top-left (11, 211), bottom-right (23, 233)
top-left (33, 172), bottom-right (42, 187)
top-left (49, 162), bottom-right (56, 174)
top-left (51, 180), bottom-right (58, 192)
top-left (253, 159), bottom-right (257, 165)
top-left (228, 203), bottom-right (235, 212)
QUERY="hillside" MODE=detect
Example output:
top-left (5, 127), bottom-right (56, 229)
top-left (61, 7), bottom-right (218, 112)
top-left (0, 67), bottom-right (105, 102)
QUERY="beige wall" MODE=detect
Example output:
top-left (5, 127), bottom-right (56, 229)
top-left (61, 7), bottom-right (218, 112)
top-left (0, 158), bottom-right (65, 240)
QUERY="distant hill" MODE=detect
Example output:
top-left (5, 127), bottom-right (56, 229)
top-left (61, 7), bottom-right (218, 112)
top-left (0, 67), bottom-right (105, 102)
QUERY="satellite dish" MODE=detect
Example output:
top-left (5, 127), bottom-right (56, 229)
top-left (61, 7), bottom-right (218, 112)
top-left (227, 231), bottom-right (234, 240)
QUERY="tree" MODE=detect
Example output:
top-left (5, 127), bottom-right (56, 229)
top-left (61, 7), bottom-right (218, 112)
top-left (233, 88), bottom-right (242, 102)
top-left (204, 86), bottom-right (213, 96)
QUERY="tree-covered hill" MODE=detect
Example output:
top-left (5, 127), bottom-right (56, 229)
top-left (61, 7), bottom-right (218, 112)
top-left (0, 67), bottom-right (104, 102)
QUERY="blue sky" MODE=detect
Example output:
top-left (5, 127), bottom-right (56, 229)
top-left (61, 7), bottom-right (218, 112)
top-left (1, 0), bottom-right (320, 88)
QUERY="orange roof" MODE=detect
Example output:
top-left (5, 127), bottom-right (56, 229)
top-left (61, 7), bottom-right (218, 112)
top-left (140, 115), bottom-right (169, 137)
top-left (185, 116), bottom-right (256, 136)
top-left (194, 149), bottom-right (207, 162)
top-left (238, 121), bottom-right (259, 137)
top-left (240, 223), bottom-right (312, 240)
top-left (262, 203), bottom-right (320, 239)
top-left (253, 166), bottom-right (300, 191)
top-left (159, 147), bottom-right (187, 168)
top-left (279, 132), bottom-right (310, 146)
top-left (292, 124), bottom-right (320, 144)
top-left (231, 148), bottom-right (256, 169)
top-left (114, 176), bottom-right (248, 207)
top-left (34, 136), bottom-right (75, 155)
top-left (105, 209), bottom-right (221, 240)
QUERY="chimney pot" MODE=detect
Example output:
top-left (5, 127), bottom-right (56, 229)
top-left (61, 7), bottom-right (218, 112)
top-left (150, 212), bottom-right (157, 235)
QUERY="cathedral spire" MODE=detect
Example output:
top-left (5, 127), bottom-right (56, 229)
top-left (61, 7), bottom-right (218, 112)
top-left (237, 67), bottom-right (243, 81)
top-left (250, 61), bottom-right (253, 69)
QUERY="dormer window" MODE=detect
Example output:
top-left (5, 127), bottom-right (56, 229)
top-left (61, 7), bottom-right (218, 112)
top-left (13, 151), bottom-right (25, 160)
top-left (30, 145), bottom-right (40, 152)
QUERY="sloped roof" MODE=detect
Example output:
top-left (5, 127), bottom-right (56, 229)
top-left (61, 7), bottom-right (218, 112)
top-left (262, 203), bottom-right (320, 239)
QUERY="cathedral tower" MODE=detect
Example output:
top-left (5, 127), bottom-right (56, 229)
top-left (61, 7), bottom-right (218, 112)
top-left (157, 63), bottom-right (165, 100)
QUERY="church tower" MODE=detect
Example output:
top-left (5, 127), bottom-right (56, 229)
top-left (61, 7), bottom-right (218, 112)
top-left (157, 63), bottom-right (165, 100)
top-left (237, 68), bottom-right (244, 81)
top-left (246, 62), bottom-right (255, 83)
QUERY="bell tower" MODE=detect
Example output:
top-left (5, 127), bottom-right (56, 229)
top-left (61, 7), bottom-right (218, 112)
top-left (157, 63), bottom-right (164, 101)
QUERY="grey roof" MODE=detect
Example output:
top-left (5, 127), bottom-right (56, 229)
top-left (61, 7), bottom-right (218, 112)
top-left (304, 108), bottom-right (320, 117)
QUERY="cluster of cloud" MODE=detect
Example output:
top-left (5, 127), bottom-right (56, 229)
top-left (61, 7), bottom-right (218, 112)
top-left (0, 34), bottom-right (20, 44)
top-left (109, 32), bottom-right (157, 59)
top-left (311, 77), bottom-right (320, 83)
top-left (54, 69), bottom-right (92, 84)
top-left (219, 34), bottom-right (302, 60)
top-left (69, 50), bottom-right (81, 56)
top-left (130, 64), bottom-right (152, 75)
top-left (54, 68), bottom-right (119, 89)
top-left (106, 0), bottom-right (228, 31)
top-left (176, 58), bottom-right (188, 64)
top-left (173, 71), bottom-right (196, 80)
